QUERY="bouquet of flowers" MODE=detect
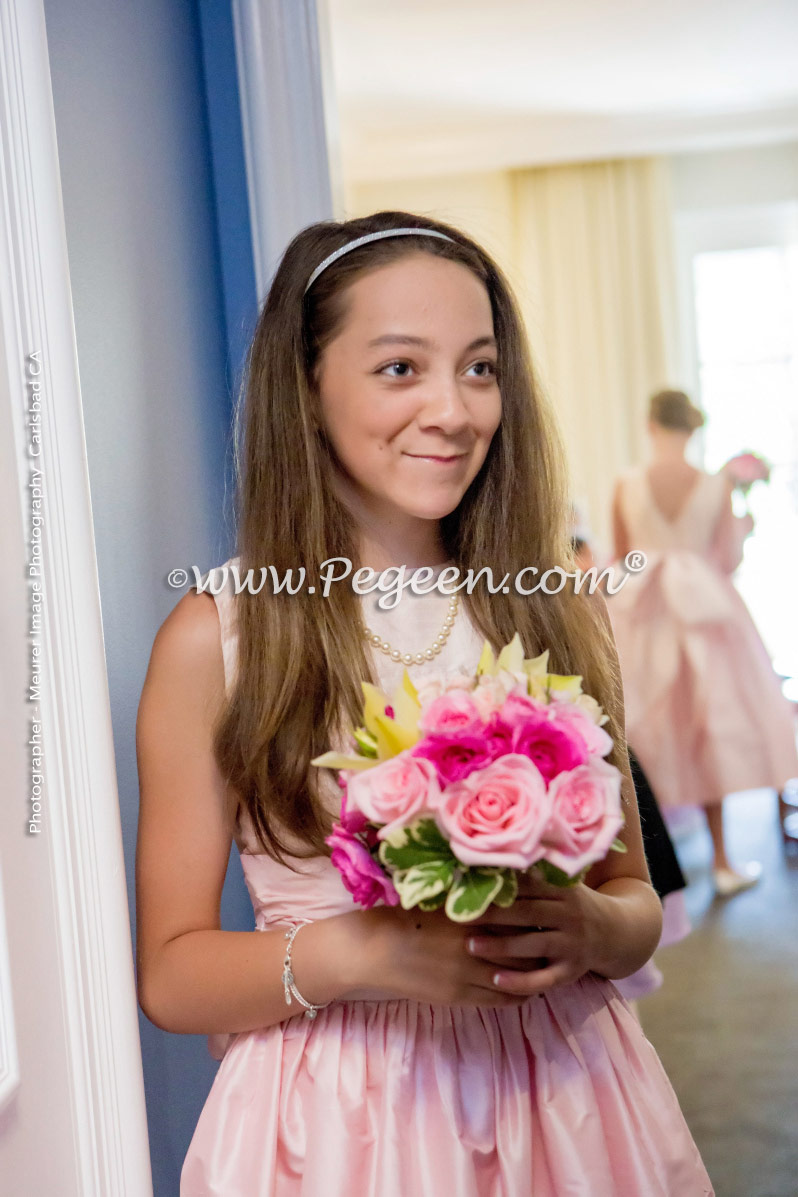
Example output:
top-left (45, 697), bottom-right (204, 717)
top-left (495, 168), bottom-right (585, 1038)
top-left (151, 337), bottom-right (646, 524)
top-left (722, 451), bottom-right (771, 496)
top-left (312, 634), bottom-right (626, 922)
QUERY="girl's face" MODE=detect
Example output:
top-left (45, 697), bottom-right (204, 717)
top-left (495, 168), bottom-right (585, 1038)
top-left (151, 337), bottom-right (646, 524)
top-left (315, 253), bottom-right (502, 527)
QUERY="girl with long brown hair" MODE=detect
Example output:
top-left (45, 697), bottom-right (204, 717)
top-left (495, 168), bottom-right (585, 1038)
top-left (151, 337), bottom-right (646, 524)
top-left (136, 213), bottom-right (713, 1194)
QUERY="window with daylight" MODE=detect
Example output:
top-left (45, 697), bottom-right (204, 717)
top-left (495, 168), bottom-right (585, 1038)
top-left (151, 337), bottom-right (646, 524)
top-left (693, 244), bottom-right (798, 692)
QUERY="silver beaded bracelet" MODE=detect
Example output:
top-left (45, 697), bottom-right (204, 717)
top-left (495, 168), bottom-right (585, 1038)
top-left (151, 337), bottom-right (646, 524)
top-left (281, 921), bottom-right (332, 1020)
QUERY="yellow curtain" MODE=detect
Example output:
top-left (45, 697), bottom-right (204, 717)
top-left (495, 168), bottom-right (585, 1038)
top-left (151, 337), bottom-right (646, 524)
top-left (346, 157), bottom-right (680, 550)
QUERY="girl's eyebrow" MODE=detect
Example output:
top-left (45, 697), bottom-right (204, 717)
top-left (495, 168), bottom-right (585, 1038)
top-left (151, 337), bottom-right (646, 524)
top-left (366, 333), bottom-right (497, 352)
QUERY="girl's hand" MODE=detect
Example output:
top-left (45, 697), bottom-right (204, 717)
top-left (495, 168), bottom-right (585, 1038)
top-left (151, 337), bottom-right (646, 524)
top-left (738, 512), bottom-right (755, 538)
top-left (464, 872), bottom-right (624, 997)
top-left (346, 904), bottom-right (531, 1009)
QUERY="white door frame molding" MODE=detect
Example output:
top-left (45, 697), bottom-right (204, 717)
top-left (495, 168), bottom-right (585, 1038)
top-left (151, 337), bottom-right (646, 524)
top-left (0, 854), bottom-right (18, 1112)
top-left (232, 0), bottom-right (337, 299)
top-left (0, 2), bottom-right (152, 1191)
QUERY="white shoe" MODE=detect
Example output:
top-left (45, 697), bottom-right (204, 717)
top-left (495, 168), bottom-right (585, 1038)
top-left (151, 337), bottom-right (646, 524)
top-left (713, 863), bottom-right (762, 897)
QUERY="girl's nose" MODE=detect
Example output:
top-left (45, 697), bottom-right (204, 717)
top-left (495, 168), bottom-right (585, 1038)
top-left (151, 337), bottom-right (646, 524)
top-left (416, 375), bottom-right (471, 432)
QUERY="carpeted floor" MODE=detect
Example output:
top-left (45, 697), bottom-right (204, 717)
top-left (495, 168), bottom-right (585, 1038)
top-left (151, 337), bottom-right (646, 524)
top-left (639, 790), bottom-right (798, 1197)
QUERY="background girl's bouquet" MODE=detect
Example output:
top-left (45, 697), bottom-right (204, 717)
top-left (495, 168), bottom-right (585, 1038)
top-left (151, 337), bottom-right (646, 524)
top-left (312, 635), bottom-right (626, 922)
top-left (722, 450), bottom-right (771, 494)
top-left (722, 451), bottom-right (771, 517)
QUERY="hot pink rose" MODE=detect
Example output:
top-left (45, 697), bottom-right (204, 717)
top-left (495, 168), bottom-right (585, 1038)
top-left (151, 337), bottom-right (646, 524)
top-left (435, 754), bottom-right (552, 869)
top-left (482, 712), bottom-right (516, 759)
top-left (508, 712), bottom-right (588, 782)
top-left (419, 690), bottom-right (484, 737)
top-left (346, 752), bottom-right (442, 837)
top-left (326, 824), bottom-right (399, 908)
top-left (548, 699), bottom-right (613, 757)
top-left (412, 734), bottom-right (494, 784)
top-left (338, 776), bottom-right (368, 834)
top-left (542, 757), bottom-right (624, 876)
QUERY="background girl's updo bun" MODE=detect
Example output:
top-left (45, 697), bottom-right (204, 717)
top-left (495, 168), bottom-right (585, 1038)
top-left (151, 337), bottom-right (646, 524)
top-left (649, 389), bottom-right (705, 433)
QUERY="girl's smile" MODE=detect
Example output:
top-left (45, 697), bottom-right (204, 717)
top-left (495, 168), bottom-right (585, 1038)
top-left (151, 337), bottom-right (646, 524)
top-left (315, 253), bottom-right (502, 556)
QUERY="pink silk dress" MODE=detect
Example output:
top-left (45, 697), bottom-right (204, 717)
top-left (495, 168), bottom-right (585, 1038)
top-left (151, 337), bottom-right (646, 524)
top-left (609, 467), bottom-right (798, 808)
top-left (180, 559), bottom-right (714, 1196)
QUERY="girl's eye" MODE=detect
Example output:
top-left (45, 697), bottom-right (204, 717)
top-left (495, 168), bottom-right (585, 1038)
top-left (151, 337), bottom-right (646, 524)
top-left (379, 360), bottom-right (497, 379)
top-left (467, 360), bottom-right (498, 379)
top-left (378, 360), bottom-right (415, 378)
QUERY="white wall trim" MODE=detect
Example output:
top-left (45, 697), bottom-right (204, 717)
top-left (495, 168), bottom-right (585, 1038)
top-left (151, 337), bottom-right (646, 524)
top-left (0, 855), bottom-right (19, 1112)
top-left (232, 0), bottom-right (334, 299)
top-left (0, 1), bottom-right (152, 1190)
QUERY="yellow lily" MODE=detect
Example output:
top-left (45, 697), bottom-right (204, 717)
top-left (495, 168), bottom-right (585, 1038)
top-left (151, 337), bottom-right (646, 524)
top-left (310, 750), bottom-right (379, 771)
top-left (359, 670), bottom-right (422, 760)
top-left (496, 632), bottom-right (526, 674)
top-left (475, 640), bottom-right (494, 677)
top-left (545, 673), bottom-right (583, 697)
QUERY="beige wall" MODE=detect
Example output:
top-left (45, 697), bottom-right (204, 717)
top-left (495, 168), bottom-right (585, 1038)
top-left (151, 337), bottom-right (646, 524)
top-left (345, 162), bottom-right (677, 553)
top-left (344, 171), bottom-right (518, 288)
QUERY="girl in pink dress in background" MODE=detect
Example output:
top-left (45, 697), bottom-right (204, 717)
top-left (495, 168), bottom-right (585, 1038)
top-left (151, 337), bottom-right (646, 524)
top-left (610, 390), bottom-right (798, 898)
top-left (136, 214), bottom-right (713, 1194)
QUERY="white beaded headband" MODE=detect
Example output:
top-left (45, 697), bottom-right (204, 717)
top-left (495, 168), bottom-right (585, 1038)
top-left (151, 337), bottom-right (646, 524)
top-left (303, 227), bottom-right (455, 295)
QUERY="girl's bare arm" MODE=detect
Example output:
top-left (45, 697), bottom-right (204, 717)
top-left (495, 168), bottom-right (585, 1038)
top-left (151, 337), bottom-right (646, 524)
top-left (135, 592), bottom-right (526, 1035)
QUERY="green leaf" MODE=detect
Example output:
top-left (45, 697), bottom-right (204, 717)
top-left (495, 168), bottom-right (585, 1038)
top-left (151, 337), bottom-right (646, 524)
top-left (535, 859), bottom-right (584, 888)
top-left (418, 892), bottom-right (447, 911)
top-left (610, 837), bottom-right (628, 854)
top-left (445, 868), bottom-right (505, 923)
top-left (492, 869), bottom-right (519, 908)
top-left (353, 726), bottom-right (378, 758)
top-left (378, 818), bottom-right (455, 872)
top-left (393, 859), bottom-right (456, 910)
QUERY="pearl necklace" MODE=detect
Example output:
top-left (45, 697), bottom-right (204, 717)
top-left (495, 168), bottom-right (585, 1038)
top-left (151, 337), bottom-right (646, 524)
top-left (362, 592), bottom-right (459, 666)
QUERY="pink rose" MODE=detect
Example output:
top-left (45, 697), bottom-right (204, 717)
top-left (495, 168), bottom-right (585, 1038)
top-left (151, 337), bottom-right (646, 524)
top-left (326, 824), bottom-right (399, 908)
top-left (724, 452), bottom-right (770, 486)
top-left (472, 676), bottom-right (512, 720)
top-left (346, 751), bottom-right (442, 837)
top-left (419, 690), bottom-right (484, 737)
top-left (542, 757), bottom-right (624, 877)
top-left (548, 699), bottom-right (613, 757)
top-left (412, 734), bottom-right (494, 784)
top-left (508, 712), bottom-right (588, 782)
top-left (415, 675), bottom-right (445, 706)
top-left (435, 754), bottom-right (552, 869)
top-left (444, 672), bottom-right (476, 692)
top-left (500, 691), bottom-right (548, 724)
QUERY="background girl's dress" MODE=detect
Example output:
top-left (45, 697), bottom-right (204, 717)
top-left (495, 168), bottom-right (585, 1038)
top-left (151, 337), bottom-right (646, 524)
top-left (609, 468), bottom-right (798, 809)
top-left (613, 752), bottom-right (690, 1003)
top-left (181, 559), bottom-right (713, 1196)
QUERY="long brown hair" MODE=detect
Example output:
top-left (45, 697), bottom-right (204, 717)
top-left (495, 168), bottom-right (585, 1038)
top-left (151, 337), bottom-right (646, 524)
top-left (215, 210), bottom-right (625, 865)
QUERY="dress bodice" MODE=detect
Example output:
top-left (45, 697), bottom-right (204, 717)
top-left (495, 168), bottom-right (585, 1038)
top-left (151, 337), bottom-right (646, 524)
top-left (617, 466), bottom-right (727, 555)
top-left (209, 559), bottom-right (488, 927)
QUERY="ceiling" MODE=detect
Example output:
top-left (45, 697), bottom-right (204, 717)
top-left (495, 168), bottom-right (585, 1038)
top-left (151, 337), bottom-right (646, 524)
top-left (323, 0), bottom-right (798, 182)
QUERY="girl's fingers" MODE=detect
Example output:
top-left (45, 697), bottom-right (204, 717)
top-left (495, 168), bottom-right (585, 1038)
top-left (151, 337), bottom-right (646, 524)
top-left (515, 873), bottom-right (568, 899)
top-left (491, 959), bottom-right (575, 996)
top-left (472, 898), bottom-right (564, 928)
top-left (467, 931), bottom-right (554, 962)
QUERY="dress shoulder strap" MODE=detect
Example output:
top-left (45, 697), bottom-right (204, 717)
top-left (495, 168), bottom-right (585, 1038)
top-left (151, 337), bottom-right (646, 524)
top-left (198, 558), bottom-right (240, 696)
